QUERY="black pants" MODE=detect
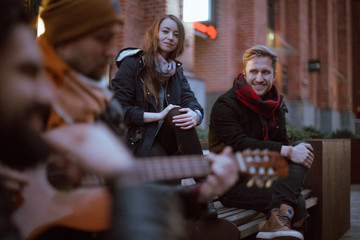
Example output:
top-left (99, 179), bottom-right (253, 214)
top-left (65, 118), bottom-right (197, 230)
top-left (150, 107), bottom-right (203, 156)
top-left (219, 141), bottom-right (309, 223)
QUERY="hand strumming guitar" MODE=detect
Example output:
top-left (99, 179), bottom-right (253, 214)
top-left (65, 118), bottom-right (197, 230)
top-left (43, 123), bottom-right (135, 179)
top-left (43, 123), bottom-right (239, 202)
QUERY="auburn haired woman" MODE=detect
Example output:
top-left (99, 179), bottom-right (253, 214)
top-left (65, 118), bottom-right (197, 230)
top-left (112, 14), bottom-right (203, 157)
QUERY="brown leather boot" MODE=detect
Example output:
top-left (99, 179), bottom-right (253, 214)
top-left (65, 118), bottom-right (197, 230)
top-left (292, 218), bottom-right (306, 237)
top-left (256, 204), bottom-right (304, 240)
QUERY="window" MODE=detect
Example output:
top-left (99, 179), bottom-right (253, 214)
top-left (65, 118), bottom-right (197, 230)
top-left (182, 0), bottom-right (217, 27)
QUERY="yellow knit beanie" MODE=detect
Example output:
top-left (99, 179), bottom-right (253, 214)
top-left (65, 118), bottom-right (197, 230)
top-left (40, 0), bottom-right (124, 45)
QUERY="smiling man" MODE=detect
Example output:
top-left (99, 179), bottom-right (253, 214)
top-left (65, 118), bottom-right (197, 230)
top-left (209, 45), bottom-right (314, 240)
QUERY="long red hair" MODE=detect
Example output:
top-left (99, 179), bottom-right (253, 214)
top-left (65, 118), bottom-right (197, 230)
top-left (142, 14), bottom-right (185, 107)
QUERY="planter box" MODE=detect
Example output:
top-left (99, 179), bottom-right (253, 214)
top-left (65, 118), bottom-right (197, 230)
top-left (305, 139), bottom-right (351, 240)
top-left (351, 138), bottom-right (360, 184)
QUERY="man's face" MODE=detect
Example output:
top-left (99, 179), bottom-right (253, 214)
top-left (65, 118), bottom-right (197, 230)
top-left (0, 24), bottom-right (52, 168)
top-left (57, 23), bottom-right (122, 81)
top-left (244, 56), bottom-right (276, 98)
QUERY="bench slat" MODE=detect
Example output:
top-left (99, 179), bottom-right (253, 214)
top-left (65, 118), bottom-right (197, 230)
top-left (218, 208), bottom-right (248, 218)
top-left (301, 189), bottom-right (312, 199)
top-left (217, 207), bottom-right (239, 214)
top-left (213, 201), bottom-right (223, 209)
top-left (305, 196), bottom-right (318, 209)
top-left (225, 210), bottom-right (264, 227)
top-left (238, 216), bottom-right (266, 238)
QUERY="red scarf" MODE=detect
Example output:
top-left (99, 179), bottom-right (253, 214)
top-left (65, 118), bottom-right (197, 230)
top-left (234, 73), bottom-right (280, 141)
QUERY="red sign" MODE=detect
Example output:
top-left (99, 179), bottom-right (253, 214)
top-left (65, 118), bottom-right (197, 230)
top-left (193, 22), bottom-right (217, 39)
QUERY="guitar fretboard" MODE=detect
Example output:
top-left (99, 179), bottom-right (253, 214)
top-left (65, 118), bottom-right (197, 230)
top-left (136, 155), bottom-right (210, 182)
top-left (49, 150), bottom-right (287, 189)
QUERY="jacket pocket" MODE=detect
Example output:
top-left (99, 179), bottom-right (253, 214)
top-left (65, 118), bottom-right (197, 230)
top-left (126, 127), bottom-right (145, 153)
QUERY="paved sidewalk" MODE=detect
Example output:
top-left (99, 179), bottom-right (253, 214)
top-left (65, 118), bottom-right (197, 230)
top-left (340, 184), bottom-right (360, 240)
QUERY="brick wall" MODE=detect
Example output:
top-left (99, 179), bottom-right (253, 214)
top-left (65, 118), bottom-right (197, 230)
top-left (117, 0), bottom-right (195, 72)
top-left (253, 0), bottom-right (268, 46)
top-left (314, 0), bottom-right (333, 109)
top-left (117, 0), bottom-right (358, 130)
top-left (306, 0), bottom-right (353, 112)
top-left (281, 0), bottom-right (310, 102)
top-left (194, 0), bottom-right (239, 93)
top-left (352, 0), bottom-right (360, 113)
top-left (274, 0), bottom-right (286, 93)
top-left (117, 0), bottom-right (167, 51)
top-left (194, 0), bottom-right (269, 94)
top-left (24, 0), bottom-right (360, 130)
top-left (334, 0), bottom-right (352, 112)
top-left (308, 0), bottom-right (318, 106)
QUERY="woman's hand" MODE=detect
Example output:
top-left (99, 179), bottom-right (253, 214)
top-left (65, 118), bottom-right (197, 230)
top-left (159, 104), bottom-right (179, 120)
top-left (143, 104), bottom-right (179, 123)
top-left (172, 108), bottom-right (199, 130)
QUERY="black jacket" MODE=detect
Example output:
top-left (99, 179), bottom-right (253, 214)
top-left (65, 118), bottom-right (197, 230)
top-left (111, 49), bottom-right (203, 157)
top-left (209, 86), bottom-right (289, 153)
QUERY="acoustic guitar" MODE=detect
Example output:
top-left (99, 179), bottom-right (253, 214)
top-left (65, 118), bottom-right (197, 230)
top-left (12, 149), bottom-right (287, 240)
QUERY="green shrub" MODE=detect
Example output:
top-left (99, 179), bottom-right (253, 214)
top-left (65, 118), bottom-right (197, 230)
top-left (286, 121), bottom-right (311, 141)
top-left (196, 126), bottom-right (209, 141)
top-left (301, 126), bottom-right (326, 139)
top-left (286, 121), bottom-right (326, 141)
top-left (330, 129), bottom-right (356, 138)
top-left (199, 121), bottom-right (326, 142)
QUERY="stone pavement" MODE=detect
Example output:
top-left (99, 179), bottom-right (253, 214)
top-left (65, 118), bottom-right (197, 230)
top-left (340, 184), bottom-right (360, 240)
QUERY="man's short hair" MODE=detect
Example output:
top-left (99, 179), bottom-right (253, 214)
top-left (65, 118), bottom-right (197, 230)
top-left (243, 45), bottom-right (278, 72)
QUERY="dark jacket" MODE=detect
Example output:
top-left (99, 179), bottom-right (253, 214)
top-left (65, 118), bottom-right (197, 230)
top-left (111, 49), bottom-right (203, 157)
top-left (209, 86), bottom-right (289, 153)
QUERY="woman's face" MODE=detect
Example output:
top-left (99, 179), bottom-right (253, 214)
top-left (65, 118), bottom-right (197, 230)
top-left (158, 18), bottom-right (179, 59)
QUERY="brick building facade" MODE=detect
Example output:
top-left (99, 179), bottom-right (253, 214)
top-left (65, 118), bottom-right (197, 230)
top-left (27, 0), bottom-right (360, 134)
top-left (115, 0), bottom-right (359, 134)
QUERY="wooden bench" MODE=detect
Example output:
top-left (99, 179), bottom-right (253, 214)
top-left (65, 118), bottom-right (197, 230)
top-left (186, 189), bottom-right (318, 240)
top-left (214, 189), bottom-right (318, 239)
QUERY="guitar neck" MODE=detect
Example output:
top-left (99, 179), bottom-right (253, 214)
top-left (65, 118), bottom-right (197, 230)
top-left (136, 155), bottom-right (210, 182)
top-left (134, 150), bottom-right (288, 183)
top-left (48, 150), bottom-right (286, 189)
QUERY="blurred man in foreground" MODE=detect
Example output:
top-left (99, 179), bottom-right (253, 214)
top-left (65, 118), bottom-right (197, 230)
top-left (0, 1), bottom-right (239, 239)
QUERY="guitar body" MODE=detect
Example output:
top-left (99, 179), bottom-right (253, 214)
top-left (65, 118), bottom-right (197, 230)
top-left (12, 165), bottom-right (111, 240)
top-left (185, 218), bottom-right (239, 240)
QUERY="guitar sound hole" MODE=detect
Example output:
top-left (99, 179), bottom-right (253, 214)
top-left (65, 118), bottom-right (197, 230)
top-left (46, 158), bottom-right (82, 191)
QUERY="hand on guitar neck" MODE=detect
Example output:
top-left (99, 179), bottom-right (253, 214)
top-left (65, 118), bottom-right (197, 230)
top-left (43, 123), bottom-right (287, 194)
top-left (43, 124), bottom-right (239, 196)
top-left (198, 146), bottom-right (238, 203)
